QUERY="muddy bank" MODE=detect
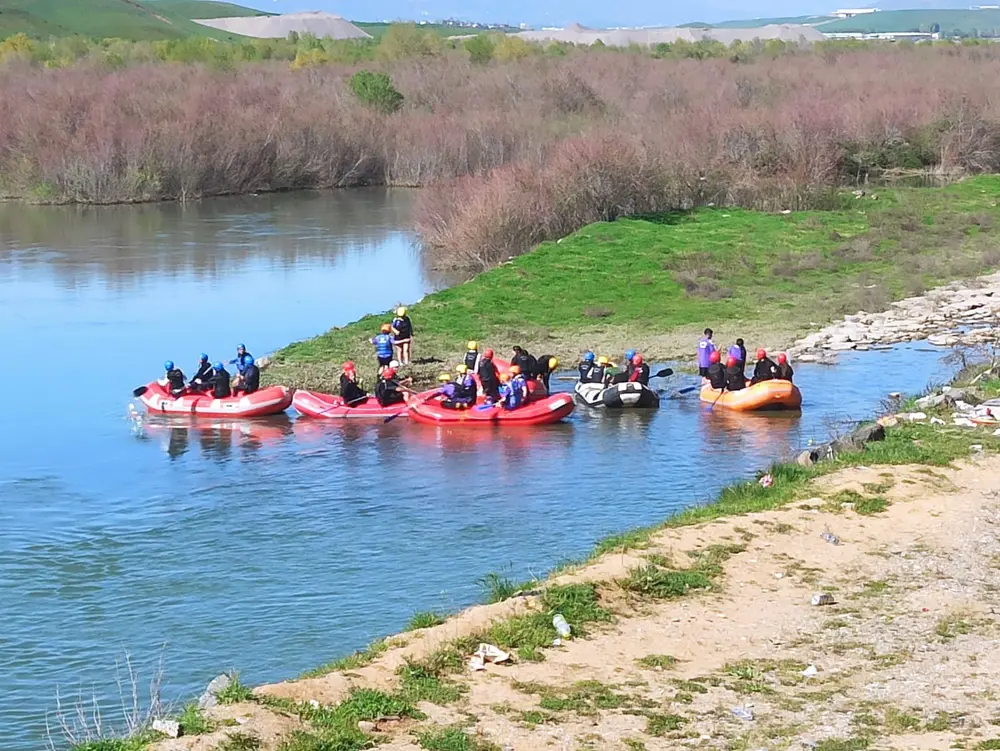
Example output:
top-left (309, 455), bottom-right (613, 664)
top-left (789, 271), bottom-right (1000, 363)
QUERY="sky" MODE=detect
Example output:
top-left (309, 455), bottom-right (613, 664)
top-left (242, 0), bottom-right (975, 27)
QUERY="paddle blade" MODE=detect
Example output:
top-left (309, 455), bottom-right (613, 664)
top-left (132, 386), bottom-right (148, 397)
top-left (653, 368), bottom-right (674, 378)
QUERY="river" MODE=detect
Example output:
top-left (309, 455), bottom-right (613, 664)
top-left (0, 190), bottom-right (952, 748)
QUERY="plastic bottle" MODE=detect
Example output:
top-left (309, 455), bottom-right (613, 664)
top-left (552, 614), bottom-right (571, 638)
top-left (821, 532), bottom-right (840, 545)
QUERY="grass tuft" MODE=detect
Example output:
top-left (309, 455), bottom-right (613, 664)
top-left (218, 733), bottom-right (262, 751)
top-left (854, 497), bottom-right (890, 515)
top-left (417, 726), bottom-right (500, 751)
top-left (406, 611), bottom-right (447, 631)
top-left (635, 654), bottom-right (680, 670)
top-left (645, 712), bottom-right (687, 736)
top-left (216, 675), bottom-right (254, 704)
top-left (301, 638), bottom-right (388, 678)
top-left (177, 703), bottom-right (213, 735)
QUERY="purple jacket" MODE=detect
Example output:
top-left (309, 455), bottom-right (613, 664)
top-left (728, 345), bottom-right (743, 362)
top-left (697, 337), bottom-right (716, 368)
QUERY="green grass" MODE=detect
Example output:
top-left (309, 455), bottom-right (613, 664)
top-left (177, 703), bottom-right (213, 734)
top-left (815, 739), bottom-right (870, 751)
top-left (269, 176), bottom-right (1000, 391)
top-left (477, 570), bottom-right (528, 604)
top-left (854, 497), bottom-right (890, 515)
top-left (817, 9), bottom-right (1000, 36)
top-left (71, 738), bottom-right (157, 751)
top-left (217, 674), bottom-right (255, 704)
top-left (416, 726), bottom-right (500, 751)
top-left (0, 0), bottom-right (264, 40)
top-left (635, 654), bottom-right (680, 670)
top-left (976, 740), bottom-right (1000, 750)
top-left (218, 734), bottom-right (262, 751)
top-left (645, 712), bottom-right (687, 736)
top-left (301, 638), bottom-right (388, 678)
top-left (406, 611), bottom-right (447, 631)
top-left (397, 660), bottom-right (466, 705)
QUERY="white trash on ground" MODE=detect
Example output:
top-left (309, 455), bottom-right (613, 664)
top-left (468, 643), bottom-right (511, 671)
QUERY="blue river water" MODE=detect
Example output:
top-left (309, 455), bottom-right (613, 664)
top-left (0, 190), bottom-right (952, 748)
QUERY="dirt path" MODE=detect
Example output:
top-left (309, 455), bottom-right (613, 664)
top-left (160, 457), bottom-right (1000, 751)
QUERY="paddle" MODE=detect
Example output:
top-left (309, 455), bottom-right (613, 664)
top-left (132, 385), bottom-right (148, 397)
top-left (652, 368), bottom-right (673, 378)
top-left (384, 386), bottom-right (440, 423)
top-left (314, 394), bottom-right (369, 417)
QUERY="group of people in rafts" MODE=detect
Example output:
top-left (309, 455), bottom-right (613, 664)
top-left (160, 344), bottom-right (260, 399)
top-left (696, 328), bottom-right (794, 392)
top-left (577, 349), bottom-right (651, 386)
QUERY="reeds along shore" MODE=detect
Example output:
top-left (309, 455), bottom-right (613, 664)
top-left (5, 46), bottom-right (1000, 264)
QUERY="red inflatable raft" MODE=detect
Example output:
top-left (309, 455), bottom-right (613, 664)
top-left (408, 392), bottom-right (575, 427)
top-left (138, 382), bottom-right (293, 418)
top-left (292, 389), bottom-right (409, 419)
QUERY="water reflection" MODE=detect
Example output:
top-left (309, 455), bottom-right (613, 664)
top-left (144, 416), bottom-right (294, 460)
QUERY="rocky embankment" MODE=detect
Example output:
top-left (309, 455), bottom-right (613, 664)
top-left (787, 271), bottom-right (1000, 362)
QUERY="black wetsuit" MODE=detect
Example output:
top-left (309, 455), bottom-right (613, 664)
top-left (190, 362), bottom-right (214, 390)
top-left (236, 364), bottom-right (260, 394)
top-left (725, 364), bottom-right (746, 391)
top-left (535, 354), bottom-right (556, 390)
top-left (590, 365), bottom-right (608, 385)
top-left (392, 315), bottom-right (413, 340)
top-left (776, 363), bottom-right (794, 382)
top-left (707, 362), bottom-right (727, 390)
top-left (166, 368), bottom-right (186, 396)
top-left (578, 362), bottom-right (597, 383)
top-left (340, 373), bottom-right (368, 405)
top-left (464, 350), bottom-right (479, 371)
top-left (375, 377), bottom-right (405, 407)
top-left (633, 362), bottom-right (651, 387)
top-left (752, 357), bottom-right (778, 385)
top-left (735, 345), bottom-right (747, 375)
top-left (512, 350), bottom-right (535, 378)
top-left (211, 367), bottom-right (232, 398)
top-left (478, 359), bottom-right (500, 401)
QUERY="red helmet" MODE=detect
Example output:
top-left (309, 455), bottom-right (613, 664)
top-left (777, 353), bottom-right (788, 365)
top-left (710, 350), bottom-right (721, 363)
top-left (756, 348), bottom-right (767, 359)
top-left (727, 356), bottom-right (737, 367)
top-left (483, 349), bottom-right (494, 359)
top-left (343, 361), bottom-right (355, 371)
top-left (383, 367), bottom-right (396, 379)
top-left (633, 354), bottom-right (643, 365)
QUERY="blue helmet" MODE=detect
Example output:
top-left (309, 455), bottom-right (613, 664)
top-left (237, 343), bottom-right (246, 352)
top-left (164, 360), bottom-right (174, 371)
top-left (583, 351), bottom-right (595, 362)
top-left (200, 353), bottom-right (209, 362)
top-left (625, 349), bottom-right (636, 361)
top-left (214, 362), bottom-right (224, 371)
top-left (244, 355), bottom-right (254, 366)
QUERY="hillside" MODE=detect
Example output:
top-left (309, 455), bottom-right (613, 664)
top-left (0, 0), bottom-right (268, 40)
top-left (691, 7), bottom-right (1000, 36)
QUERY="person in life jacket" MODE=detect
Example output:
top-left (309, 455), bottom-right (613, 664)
top-left (500, 367), bottom-right (529, 410)
top-left (591, 356), bottom-right (612, 386)
top-left (706, 350), bottom-right (726, 390)
top-left (233, 356), bottom-right (260, 395)
top-left (391, 306), bottom-right (413, 365)
top-left (230, 343), bottom-right (253, 390)
top-left (511, 346), bottom-right (536, 378)
top-left (443, 364), bottom-right (477, 409)
top-left (629, 353), bottom-right (651, 386)
top-left (375, 367), bottom-right (406, 407)
top-left (725, 355), bottom-right (746, 391)
top-left (464, 341), bottom-right (480, 372)
top-left (612, 349), bottom-right (637, 384)
top-left (578, 351), bottom-right (597, 383)
top-left (727, 339), bottom-right (746, 378)
top-left (161, 360), bottom-right (187, 397)
top-left (751, 348), bottom-right (778, 385)
top-left (775, 353), bottom-right (794, 382)
top-left (534, 355), bottom-right (558, 391)
top-left (371, 323), bottom-right (395, 371)
top-left (339, 361), bottom-right (368, 405)
top-left (209, 362), bottom-right (231, 398)
top-left (189, 353), bottom-right (214, 392)
top-left (697, 328), bottom-right (716, 377)
top-left (477, 348), bottom-right (501, 403)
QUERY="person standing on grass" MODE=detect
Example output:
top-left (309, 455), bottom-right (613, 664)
top-left (464, 341), bottom-right (480, 372)
top-left (697, 328), bottom-right (716, 378)
top-left (370, 324), bottom-right (395, 373)
top-left (391, 307), bottom-right (413, 365)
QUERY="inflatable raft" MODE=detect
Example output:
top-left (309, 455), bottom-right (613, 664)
top-left (408, 393), bottom-right (575, 427)
top-left (138, 382), bottom-right (293, 418)
top-left (292, 389), bottom-right (409, 419)
top-left (700, 379), bottom-right (802, 412)
top-left (574, 381), bottom-right (660, 409)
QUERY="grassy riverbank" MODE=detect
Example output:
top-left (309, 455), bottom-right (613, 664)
top-left (113, 369), bottom-right (1000, 751)
top-left (267, 176), bottom-right (1000, 391)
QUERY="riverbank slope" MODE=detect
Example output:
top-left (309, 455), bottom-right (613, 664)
top-left (267, 176), bottom-right (1000, 391)
top-left (145, 374), bottom-right (1000, 751)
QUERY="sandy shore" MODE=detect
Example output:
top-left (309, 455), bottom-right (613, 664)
top-left (153, 452), bottom-right (1000, 751)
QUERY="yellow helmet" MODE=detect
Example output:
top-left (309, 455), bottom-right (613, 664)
top-left (456, 364), bottom-right (468, 374)
top-left (500, 372), bottom-right (511, 382)
top-left (597, 356), bottom-right (610, 366)
top-left (396, 306), bottom-right (407, 317)
top-left (509, 365), bottom-right (521, 375)
top-left (467, 340), bottom-right (478, 351)
top-left (549, 357), bottom-right (559, 370)
top-left (437, 373), bottom-right (451, 383)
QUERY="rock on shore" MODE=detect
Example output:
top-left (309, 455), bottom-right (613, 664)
top-left (787, 271), bottom-right (1000, 361)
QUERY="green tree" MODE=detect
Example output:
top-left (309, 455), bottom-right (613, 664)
top-left (349, 70), bottom-right (404, 114)
top-left (464, 34), bottom-right (495, 64)
top-left (377, 23), bottom-right (443, 60)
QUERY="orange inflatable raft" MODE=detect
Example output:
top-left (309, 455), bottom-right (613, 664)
top-left (700, 379), bottom-right (802, 412)
top-left (138, 382), bottom-right (293, 418)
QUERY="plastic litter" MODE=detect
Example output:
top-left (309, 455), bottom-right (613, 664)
top-left (731, 705), bottom-right (754, 721)
top-left (468, 643), bottom-right (511, 672)
top-left (552, 614), bottom-right (571, 639)
top-left (971, 444), bottom-right (984, 454)
top-left (758, 473), bottom-right (774, 488)
top-left (811, 593), bottom-right (836, 606)
top-left (801, 664), bottom-right (818, 677)
top-left (821, 532), bottom-right (840, 546)
top-left (929, 417), bottom-right (946, 425)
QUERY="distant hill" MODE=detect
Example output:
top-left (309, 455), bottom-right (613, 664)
top-left (689, 7), bottom-right (1000, 36)
top-left (0, 0), bottom-right (270, 40)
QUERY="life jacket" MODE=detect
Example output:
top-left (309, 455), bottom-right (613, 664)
top-left (578, 362), bottom-right (595, 382)
top-left (464, 350), bottom-right (478, 371)
top-left (372, 333), bottom-right (393, 358)
top-left (392, 316), bottom-right (412, 339)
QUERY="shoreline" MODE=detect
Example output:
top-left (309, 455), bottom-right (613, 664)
top-left (131, 370), bottom-right (1000, 751)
